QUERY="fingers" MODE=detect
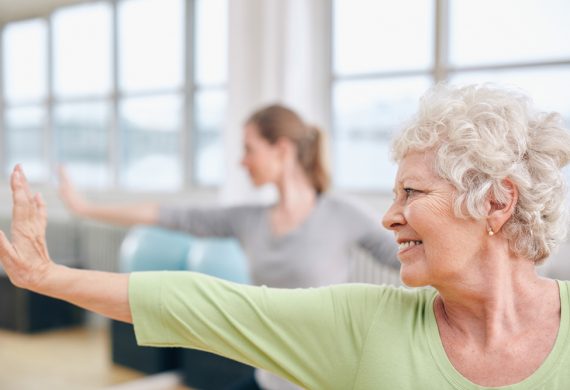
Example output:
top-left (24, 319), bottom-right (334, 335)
top-left (58, 165), bottom-right (75, 195)
top-left (13, 165), bottom-right (34, 200)
top-left (11, 166), bottom-right (46, 231)
top-left (57, 166), bottom-right (87, 215)
top-left (58, 165), bottom-right (69, 186)
top-left (11, 165), bottom-right (34, 223)
top-left (34, 193), bottom-right (48, 231)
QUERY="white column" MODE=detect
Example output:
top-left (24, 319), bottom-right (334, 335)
top-left (221, 0), bottom-right (330, 205)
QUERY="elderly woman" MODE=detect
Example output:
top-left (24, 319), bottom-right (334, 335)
top-left (1, 84), bottom-right (570, 389)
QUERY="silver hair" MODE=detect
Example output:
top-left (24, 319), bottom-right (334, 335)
top-left (392, 83), bottom-right (570, 263)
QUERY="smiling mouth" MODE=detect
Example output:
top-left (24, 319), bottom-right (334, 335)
top-left (398, 240), bottom-right (423, 251)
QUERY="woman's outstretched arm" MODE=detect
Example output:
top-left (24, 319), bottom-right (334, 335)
top-left (58, 166), bottom-right (159, 227)
top-left (0, 165), bottom-right (132, 323)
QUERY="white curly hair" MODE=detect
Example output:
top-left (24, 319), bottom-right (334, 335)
top-left (392, 83), bottom-right (570, 263)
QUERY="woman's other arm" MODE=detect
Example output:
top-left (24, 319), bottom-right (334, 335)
top-left (60, 166), bottom-right (242, 237)
top-left (58, 166), bottom-right (159, 226)
top-left (358, 227), bottom-right (400, 270)
top-left (336, 197), bottom-right (400, 270)
top-left (0, 165), bottom-right (132, 322)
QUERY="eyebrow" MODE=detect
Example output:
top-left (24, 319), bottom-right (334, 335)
top-left (391, 175), bottom-right (425, 194)
top-left (397, 175), bottom-right (424, 185)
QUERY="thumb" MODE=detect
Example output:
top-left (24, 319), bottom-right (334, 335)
top-left (0, 230), bottom-right (17, 268)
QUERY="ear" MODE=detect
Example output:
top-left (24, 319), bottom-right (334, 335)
top-left (486, 178), bottom-right (518, 234)
top-left (275, 137), bottom-right (296, 161)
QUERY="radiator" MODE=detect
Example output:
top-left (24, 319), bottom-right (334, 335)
top-left (45, 219), bottom-right (80, 267)
top-left (0, 217), bottom-right (127, 273)
top-left (349, 247), bottom-right (402, 286)
top-left (76, 221), bottom-right (127, 272)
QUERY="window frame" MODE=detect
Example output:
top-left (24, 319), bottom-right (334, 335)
top-left (0, 0), bottom-right (227, 193)
top-left (329, 0), bottom-right (570, 194)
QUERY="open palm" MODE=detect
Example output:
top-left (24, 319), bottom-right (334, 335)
top-left (0, 165), bottom-right (53, 290)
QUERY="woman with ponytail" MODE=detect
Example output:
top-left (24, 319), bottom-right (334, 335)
top-left (58, 104), bottom-right (399, 390)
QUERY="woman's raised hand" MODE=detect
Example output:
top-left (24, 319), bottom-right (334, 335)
top-left (0, 165), bottom-right (54, 290)
top-left (58, 165), bottom-right (89, 215)
top-left (59, 165), bottom-right (159, 226)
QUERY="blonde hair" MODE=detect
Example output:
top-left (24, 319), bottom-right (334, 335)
top-left (393, 83), bottom-right (570, 263)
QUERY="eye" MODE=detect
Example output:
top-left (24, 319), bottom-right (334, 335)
top-left (403, 187), bottom-right (419, 198)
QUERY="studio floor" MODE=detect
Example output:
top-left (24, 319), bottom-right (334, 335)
top-left (0, 326), bottom-right (192, 390)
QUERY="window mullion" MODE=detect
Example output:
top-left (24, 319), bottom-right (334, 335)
top-left (46, 15), bottom-right (54, 183)
top-left (322, 0), bottom-right (333, 138)
top-left (184, 0), bottom-right (196, 189)
top-left (110, 0), bottom-right (120, 189)
top-left (434, 0), bottom-right (450, 83)
top-left (0, 23), bottom-right (5, 180)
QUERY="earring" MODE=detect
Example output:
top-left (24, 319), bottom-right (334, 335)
top-left (487, 226), bottom-right (494, 236)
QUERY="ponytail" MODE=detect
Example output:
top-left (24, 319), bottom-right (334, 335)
top-left (301, 126), bottom-right (330, 194)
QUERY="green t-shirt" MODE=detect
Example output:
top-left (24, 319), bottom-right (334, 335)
top-left (129, 272), bottom-right (570, 389)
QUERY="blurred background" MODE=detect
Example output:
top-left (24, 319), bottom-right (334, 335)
top-left (0, 0), bottom-right (569, 389)
top-left (0, 0), bottom-right (568, 210)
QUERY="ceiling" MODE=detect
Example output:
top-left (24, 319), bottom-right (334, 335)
top-left (0, 0), bottom-right (83, 23)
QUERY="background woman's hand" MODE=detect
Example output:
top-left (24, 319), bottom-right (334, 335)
top-left (58, 165), bottom-right (90, 215)
top-left (0, 165), bottom-right (54, 290)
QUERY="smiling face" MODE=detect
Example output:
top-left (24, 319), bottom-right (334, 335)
top-left (382, 150), bottom-right (488, 288)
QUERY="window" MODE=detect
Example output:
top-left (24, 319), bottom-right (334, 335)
top-left (0, 0), bottom-right (229, 191)
top-left (118, 0), bottom-right (184, 190)
top-left (52, 3), bottom-right (113, 188)
top-left (332, 0), bottom-right (434, 191)
top-left (332, 0), bottom-right (570, 191)
top-left (2, 20), bottom-right (47, 182)
top-left (119, 95), bottom-right (183, 190)
top-left (448, 0), bottom-right (570, 123)
top-left (193, 0), bottom-right (228, 186)
top-left (53, 4), bottom-right (112, 98)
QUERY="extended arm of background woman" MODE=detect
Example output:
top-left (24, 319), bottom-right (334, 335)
top-left (58, 166), bottom-right (159, 226)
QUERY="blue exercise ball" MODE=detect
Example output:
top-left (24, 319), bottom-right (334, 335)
top-left (119, 226), bottom-right (193, 272)
top-left (186, 238), bottom-right (250, 284)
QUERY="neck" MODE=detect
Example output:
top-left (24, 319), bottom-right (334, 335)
top-left (274, 165), bottom-right (317, 213)
top-left (433, 247), bottom-right (557, 348)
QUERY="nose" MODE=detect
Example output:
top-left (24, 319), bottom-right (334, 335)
top-left (382, 200), bottom-right (406, 231)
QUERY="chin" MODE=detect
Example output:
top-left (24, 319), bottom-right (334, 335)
top-left (401, 277), bottom-right (424, 288)
top-left (252, 179), bottom-right (267, 187)
top-left (399, 269), bottom-right (430, 288)
top-left (247, 174), bottom-right (262, 187)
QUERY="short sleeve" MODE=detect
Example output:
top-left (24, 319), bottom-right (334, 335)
top-left (129, 271), bottom-right (386, 389)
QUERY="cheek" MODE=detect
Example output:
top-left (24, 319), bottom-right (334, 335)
top-left (249, 154), bottom-right (279, 181)
top-left (242, 156), bottom-right (253, 168)
top-left (262, 152), bottom-right (282, 172)
top-left (405, 202), bottom-right (445, 233)
top-left (408, 195), bottom-right (456, 227)
top-left (248, 153), bottom-right (266, 169)
top-left (405, 201), bottom-right (462, 258)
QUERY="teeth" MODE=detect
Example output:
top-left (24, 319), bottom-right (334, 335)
top-left (398, 240), bottom-right (422, 251)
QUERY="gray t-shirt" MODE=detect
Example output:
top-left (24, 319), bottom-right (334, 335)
top-left (158, 193), bottom-right (399, 389)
